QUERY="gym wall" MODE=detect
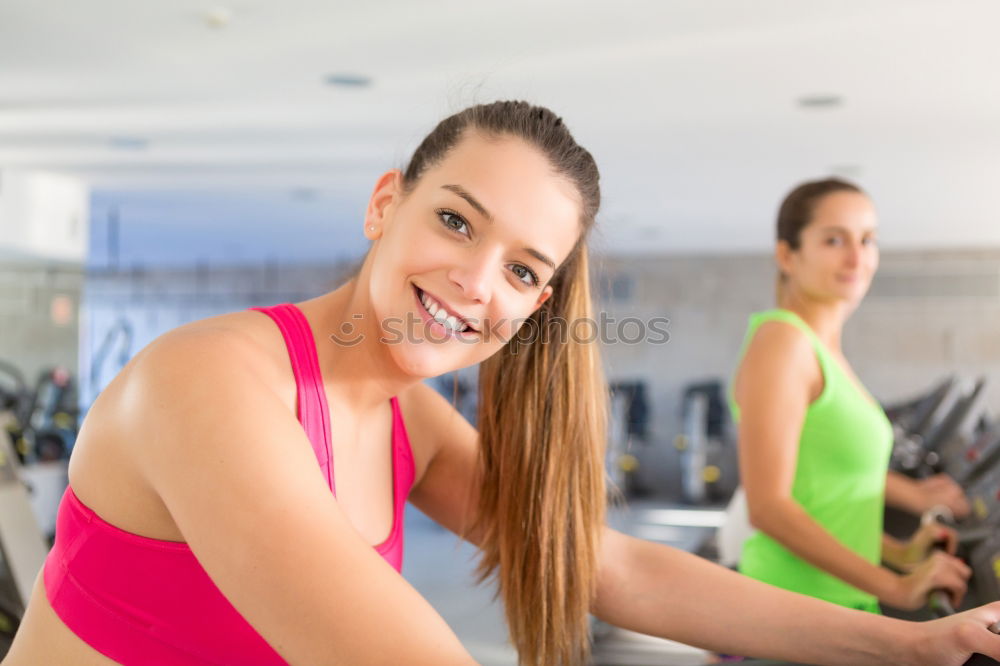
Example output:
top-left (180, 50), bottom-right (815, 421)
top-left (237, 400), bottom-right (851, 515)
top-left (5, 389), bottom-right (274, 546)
top-left (0, 263), bottom-right (82, 384)
top-left (80, 261), bottom-right (356, 408)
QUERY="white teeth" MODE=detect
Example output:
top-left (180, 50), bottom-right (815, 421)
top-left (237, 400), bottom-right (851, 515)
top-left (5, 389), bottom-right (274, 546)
top-left (420, 292), bottom-right (437, 316)
top-left (433, 309), bottom-right (460, 332)
top-left (419, 288), bottom-right (471, 333)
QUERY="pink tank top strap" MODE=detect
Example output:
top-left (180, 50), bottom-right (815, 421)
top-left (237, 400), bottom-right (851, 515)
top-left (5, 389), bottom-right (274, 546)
top-left (390, 395), bottom-right (415, 508)
top-left (390, 396), bottom-right (415, 497)
top-left (252, 303), bottom-right (415, 570)
top-left (250, 303), bottom-right (335, 492)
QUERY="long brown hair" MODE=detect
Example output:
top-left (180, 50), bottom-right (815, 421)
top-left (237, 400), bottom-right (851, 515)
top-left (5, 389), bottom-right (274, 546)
top-left (775, 177), bottom-right (864, 300)
top-left (403, 101), bottom-right (606, 665)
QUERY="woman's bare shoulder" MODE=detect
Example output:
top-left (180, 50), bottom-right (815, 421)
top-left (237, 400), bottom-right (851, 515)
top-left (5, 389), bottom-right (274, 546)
top-left (81, 312), bottom-right (295, 464)
top-left (738, 320), bottom-right (817, 382)
top-left (102, 309), bottom-right (290, 408)
top-left (147, 309), bottom-right (286, 368)
top-left (733, 319), bottom-right (823, 415)
top-left (68, 309), bottom-right (298, 538)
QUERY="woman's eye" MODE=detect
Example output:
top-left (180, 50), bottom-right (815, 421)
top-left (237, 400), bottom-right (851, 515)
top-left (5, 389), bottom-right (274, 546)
top-left (825, 237), bottom-right (842, 246)
top-left (863, 237), bottom-right (878, 246)
top-left (438, 210), bottom-right (469, 236)
top-left (509, 264), bottom-right (539, 287)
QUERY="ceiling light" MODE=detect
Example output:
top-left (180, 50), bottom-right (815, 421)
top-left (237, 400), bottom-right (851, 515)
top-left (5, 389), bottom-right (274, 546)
top-left (324, 73), bottom-right (372, 89)
top-left (797, 94), bottom-right (843, 109)
top-left (204, 7), bottom-right (233, 29)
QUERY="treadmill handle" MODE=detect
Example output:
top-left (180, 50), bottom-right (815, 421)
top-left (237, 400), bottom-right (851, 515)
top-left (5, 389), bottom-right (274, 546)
top-left (929, 589), bottom-right (957, 617)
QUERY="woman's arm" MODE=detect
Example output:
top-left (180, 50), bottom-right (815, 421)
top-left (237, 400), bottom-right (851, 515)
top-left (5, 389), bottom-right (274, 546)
top-left (733, 322), bottom-right (968, 609)
top-left (594, 528), bottom-right (1000, 666)
top-left (126, 331), bottom-right (476, 666)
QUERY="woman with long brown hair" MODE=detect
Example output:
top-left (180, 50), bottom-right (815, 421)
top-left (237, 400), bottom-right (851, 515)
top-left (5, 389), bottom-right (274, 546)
top-left (5, 103), bottom-right (999, 666)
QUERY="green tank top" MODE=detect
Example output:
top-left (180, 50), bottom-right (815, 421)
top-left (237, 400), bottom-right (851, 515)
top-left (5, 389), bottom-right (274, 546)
top-left (730, 309), bottom-right (893, 613)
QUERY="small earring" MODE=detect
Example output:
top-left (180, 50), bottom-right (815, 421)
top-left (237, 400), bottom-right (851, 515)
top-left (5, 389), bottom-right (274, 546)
top-left (368, 225), bottom-right (376, 232)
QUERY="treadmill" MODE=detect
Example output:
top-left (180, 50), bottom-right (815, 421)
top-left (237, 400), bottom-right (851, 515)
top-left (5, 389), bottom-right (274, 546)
top-left (942, 420), bottom-right (1000, 488)
top-left (921, 378), bottom-right (992, 479)
top-left (890, 376), bottom-right (964, 474)
top-left (885, 379), bottom-right (990, 538)
top-left (952, 459), bottom-right (1000, 552)
top-left (905, 378), bottom-right (990, 479)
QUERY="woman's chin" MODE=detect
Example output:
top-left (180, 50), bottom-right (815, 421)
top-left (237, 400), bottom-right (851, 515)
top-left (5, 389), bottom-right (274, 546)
top-left (389, 345), bottom-right (475, 379)
top-left (836, 287), bottom-right (870, 308)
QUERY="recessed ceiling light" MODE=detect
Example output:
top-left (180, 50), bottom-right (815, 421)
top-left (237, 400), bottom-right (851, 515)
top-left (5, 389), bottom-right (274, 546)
top-left (108, 136), bottom-right (149, 150)
top-left (797, 94), bottom-right (843, 109)
top-left (324, 73), bottom-right (372, 88)
top-left (204, 7), bottom-right (233, 29)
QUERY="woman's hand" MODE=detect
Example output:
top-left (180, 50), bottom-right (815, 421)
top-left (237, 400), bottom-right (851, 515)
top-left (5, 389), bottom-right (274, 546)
top-left (886, 550), bottom-right (971, 610)
top-left (897, 519), bottom-right (961, 569)
top-left (909, 602), bottom-right (1000, 666)
top-left (916, 474), bottom-right (971, 519)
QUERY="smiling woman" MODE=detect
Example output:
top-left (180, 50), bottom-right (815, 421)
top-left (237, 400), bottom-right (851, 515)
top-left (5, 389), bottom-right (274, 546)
top-left (356, 104), bottom-right (604, 664)
top-left (730, 178), bottom-right (973, 614)
top-left (4, 103), bottom-right (1000, 666)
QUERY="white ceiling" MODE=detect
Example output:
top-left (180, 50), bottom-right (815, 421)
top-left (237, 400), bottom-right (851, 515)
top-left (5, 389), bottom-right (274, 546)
top-left (2, 0), bottom-right (1000, 261)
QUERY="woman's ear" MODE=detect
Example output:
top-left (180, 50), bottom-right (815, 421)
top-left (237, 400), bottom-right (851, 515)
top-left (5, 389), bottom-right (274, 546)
top-left (775, 239), bottom-right (795, 278)
top-left (533, 286), bottom-right (553, 312)
top-left (364, 169), bottom-right (403, 240)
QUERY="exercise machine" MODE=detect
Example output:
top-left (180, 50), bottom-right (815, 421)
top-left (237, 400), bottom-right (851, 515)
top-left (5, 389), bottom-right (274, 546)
top-left (675, 380), bottom-right (737, 505)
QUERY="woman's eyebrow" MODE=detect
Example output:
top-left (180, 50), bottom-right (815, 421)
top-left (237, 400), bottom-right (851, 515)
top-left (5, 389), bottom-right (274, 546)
top-left (525, 248), bottom-right (556, 272)
top-left (442, 184), bottom-right (493, 222)
top-left (818, 225), bottom-right (878, 234)
top-left (441, 183), bottom-right (556, 271)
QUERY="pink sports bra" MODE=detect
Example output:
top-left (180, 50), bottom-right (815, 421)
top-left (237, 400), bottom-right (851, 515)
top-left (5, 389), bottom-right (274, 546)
top-left (43, 303), bottom-right (415, 665)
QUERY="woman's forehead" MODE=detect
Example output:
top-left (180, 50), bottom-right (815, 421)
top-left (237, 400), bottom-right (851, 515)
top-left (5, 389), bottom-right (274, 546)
top-left (417, 133), bottom-right (583, 264)
top-left (808, 192), bottom-right (877, 228)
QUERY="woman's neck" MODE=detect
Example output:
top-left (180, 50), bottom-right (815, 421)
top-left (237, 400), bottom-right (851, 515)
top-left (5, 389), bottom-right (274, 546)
top-left (777, 291), bottom-right (853, 351)
top-left (296, 279), bottom-right (423, 415)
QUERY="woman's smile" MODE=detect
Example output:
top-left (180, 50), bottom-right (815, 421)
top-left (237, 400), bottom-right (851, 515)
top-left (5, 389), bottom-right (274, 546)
top-left (412, 284), bottom-right (480, 341)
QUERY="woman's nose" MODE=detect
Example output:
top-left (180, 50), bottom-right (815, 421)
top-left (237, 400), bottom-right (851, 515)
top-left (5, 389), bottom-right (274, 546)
top-left (448, 259), bottom-right (494, 305)
top-left (843, 243), bottom-right (862, 267)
